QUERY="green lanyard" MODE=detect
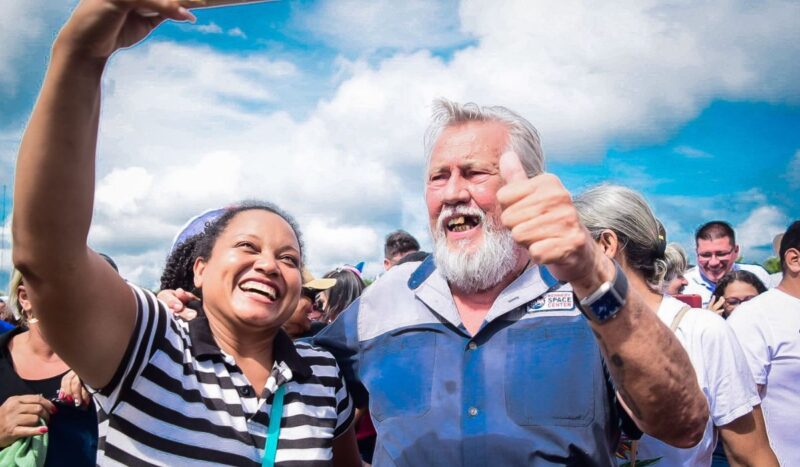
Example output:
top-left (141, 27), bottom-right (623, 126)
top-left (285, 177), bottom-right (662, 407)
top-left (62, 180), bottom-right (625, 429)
top-left (262, 385), bottom-right (286, 467)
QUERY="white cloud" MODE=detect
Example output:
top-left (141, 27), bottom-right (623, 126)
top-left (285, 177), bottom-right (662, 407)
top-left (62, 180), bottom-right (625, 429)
top-left (196, 22), bottom-right (224, 35)
top-left (5, 0), bottom-right (799, 288)
top-left (0, 1), bottom-right (78, 95)
top-left (303, 219), bottom-right (381, 271)
top-left (674, 146), bottom-right (713, 159)
top-left (787, 150), bottom-right (800, 189)
top-left (294, 0), bottom-right (467, 52)
top-left (294, 0), bottom-right (800, 158)
top-left (228, 27), bottom-right (247, 39)
top-left (736, 205), bottom-right (789, 260)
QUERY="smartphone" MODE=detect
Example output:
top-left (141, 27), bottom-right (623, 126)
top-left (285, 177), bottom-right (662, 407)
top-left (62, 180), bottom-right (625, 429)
top-left (177, 0), bottom-right (275, 8)
top-left (138, 0), bottom-right (275, 16)
top-left (672, 294), bottom-right (702, 309)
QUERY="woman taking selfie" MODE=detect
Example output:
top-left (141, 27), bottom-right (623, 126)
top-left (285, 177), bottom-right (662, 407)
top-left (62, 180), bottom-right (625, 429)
top-left (11, 0), bottom-right (359, 465)
top-left (574, 185), bottom-right (777, 467)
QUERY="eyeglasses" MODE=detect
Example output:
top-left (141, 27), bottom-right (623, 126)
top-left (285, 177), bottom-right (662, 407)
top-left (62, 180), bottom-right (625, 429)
top-left (697, 248), bottom-right (735, 260)
top-left (313, 297), bottom-right (326, 312)
top-left (301, 288), bottom-right (318, 301)
top-left (724, 296), bottom-right (756, 307)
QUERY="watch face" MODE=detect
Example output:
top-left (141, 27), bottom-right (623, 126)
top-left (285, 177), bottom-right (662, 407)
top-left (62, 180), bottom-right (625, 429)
top-left (592, 291), bottom-right (624, 321)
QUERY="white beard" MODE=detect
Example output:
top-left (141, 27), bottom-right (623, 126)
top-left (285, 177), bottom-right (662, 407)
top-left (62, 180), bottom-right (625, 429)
top-left (432, 205), bottom-right (520, 293)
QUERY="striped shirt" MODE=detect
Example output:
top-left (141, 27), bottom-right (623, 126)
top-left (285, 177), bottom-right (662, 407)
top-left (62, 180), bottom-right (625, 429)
top-left (91, 285), bottom-right (353, 466)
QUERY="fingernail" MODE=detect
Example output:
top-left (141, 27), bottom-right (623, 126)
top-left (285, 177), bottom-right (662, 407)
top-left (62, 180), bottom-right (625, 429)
top-left (178, 7), bottom-right (197, 23)
top-left (74, 398), bottom-right (81, 407)
top-left (39, 427), bottom-right (48, 434)
top-left (50, 405), bottom-right (58, 414)
top-left (57, 389), bottom-right (64, 400)
top-left (66, 395), bottom-right (74, 403)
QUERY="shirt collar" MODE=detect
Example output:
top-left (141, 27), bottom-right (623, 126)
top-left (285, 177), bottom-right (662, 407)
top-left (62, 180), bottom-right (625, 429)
top-left (697, 265), bottom-right (741, 291)
top-left (407, 255), bottom-right (560, 329)
top-left (186, 301), bottom-right (313, 381)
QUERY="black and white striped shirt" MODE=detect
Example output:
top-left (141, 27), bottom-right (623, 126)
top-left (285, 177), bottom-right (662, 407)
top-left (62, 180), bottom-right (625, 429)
top-left (92, 285), bottom-right (353, 466)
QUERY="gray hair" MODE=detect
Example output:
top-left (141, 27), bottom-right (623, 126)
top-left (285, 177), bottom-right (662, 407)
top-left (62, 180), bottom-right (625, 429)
top-left (663, 242), bottom-right (689, 283)
top-left (423, 98), bottom-right (545, 177)
top-left (574, 185), bottom-right (668, 291)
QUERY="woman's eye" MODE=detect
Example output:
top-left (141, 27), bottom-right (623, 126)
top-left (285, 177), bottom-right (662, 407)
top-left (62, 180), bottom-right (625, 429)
top-left (280, 255), bottom-right (300, 267)
top-left (235, 241), bottom-right (257, 251)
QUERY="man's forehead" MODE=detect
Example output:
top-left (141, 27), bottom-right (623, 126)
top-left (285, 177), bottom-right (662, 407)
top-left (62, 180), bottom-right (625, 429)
top-left (696, 237), bottom-right (735, 250)
top-left (432, 121), bottom-right (508, 153)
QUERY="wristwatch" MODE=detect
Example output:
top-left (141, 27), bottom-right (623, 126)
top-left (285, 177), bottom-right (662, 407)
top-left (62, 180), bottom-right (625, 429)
top-left (575, 259), bottom-right (628, 323)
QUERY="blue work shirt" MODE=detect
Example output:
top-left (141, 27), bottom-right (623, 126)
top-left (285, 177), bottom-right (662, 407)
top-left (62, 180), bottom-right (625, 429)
top-left (314, 256), bottom-right (627, 466)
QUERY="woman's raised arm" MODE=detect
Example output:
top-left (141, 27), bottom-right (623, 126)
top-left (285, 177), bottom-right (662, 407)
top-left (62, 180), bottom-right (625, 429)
top-left (12, 0), bottom-right (195, 389)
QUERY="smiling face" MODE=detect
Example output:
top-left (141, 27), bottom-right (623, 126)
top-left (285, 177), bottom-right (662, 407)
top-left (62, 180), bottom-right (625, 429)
top-left (194, 210), bottom-right (302, 332)
top-left (425, 120), bottom-right (525, 293)
top-left (722, 279), bottom-right (759, 316)
top-left (425, 121), bottom-right (509, 254)
top-left (696, 236), bottom-right (739, 283)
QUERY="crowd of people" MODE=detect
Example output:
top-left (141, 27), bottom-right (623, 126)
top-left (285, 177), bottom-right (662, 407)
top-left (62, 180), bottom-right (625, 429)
top-left (1, 1), bottom-right (798, 466)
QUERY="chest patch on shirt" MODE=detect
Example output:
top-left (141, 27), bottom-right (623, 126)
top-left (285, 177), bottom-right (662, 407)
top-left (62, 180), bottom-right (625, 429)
top-left (527, 291), bottom-right (574, 312)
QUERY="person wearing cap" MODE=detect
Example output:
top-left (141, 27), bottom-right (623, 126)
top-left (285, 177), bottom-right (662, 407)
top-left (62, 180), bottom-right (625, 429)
top-left (283, 269), bottom-right (336, 339)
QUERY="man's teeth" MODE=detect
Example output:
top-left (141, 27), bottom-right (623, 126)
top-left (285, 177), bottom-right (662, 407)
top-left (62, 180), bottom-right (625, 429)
top-left (447, 215), bottom-right (475, 232)
top-left (240, 281), bottom-right (277, 300)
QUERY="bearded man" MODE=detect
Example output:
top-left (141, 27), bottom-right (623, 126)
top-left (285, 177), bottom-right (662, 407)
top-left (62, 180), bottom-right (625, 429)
top-left (314, 99), bottom-right (707, 466)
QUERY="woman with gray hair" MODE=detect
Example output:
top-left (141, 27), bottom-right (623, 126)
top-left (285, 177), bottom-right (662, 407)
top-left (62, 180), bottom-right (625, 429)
top-left (663, 242), bottom-right (691, 296)
top-left (574, 185), bottom-right (777, 467)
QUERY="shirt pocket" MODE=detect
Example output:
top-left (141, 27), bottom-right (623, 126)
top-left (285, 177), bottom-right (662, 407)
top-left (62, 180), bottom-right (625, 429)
top-left (505, 322), bottom-right (597, 427)
top-left (363, 330), bottom-right (437, 422)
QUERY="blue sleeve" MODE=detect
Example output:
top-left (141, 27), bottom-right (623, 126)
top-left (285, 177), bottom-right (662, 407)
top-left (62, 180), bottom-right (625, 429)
top-left (312, 298), bottom-right (368, 407)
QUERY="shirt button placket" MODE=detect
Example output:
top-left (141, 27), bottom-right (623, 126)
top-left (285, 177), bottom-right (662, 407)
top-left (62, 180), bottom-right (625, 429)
top-left (462, 336), bottom-right (486, 467)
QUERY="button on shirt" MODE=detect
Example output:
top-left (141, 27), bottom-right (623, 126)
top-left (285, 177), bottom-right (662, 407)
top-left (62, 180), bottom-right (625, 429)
top-left (314, 256), bottom-right (627, 467)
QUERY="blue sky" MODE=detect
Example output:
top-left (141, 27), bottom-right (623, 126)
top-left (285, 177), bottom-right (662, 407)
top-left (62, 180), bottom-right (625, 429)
top-left (0, 0), bottom-right (798, 289)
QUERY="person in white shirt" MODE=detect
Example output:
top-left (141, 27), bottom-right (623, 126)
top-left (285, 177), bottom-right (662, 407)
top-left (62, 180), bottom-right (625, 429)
top-left (683, 221), bottom-right (771, 307)
top-left (574, 185), bottom-right (778, 467)
top-left (728, 220), bottom-right (800, 466)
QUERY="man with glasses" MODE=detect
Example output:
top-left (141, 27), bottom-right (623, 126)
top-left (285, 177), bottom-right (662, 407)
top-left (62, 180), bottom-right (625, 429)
top-left (684, 221), bottom-right (771, 306)
top-left (728, 220), bottom-right (800, 466)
